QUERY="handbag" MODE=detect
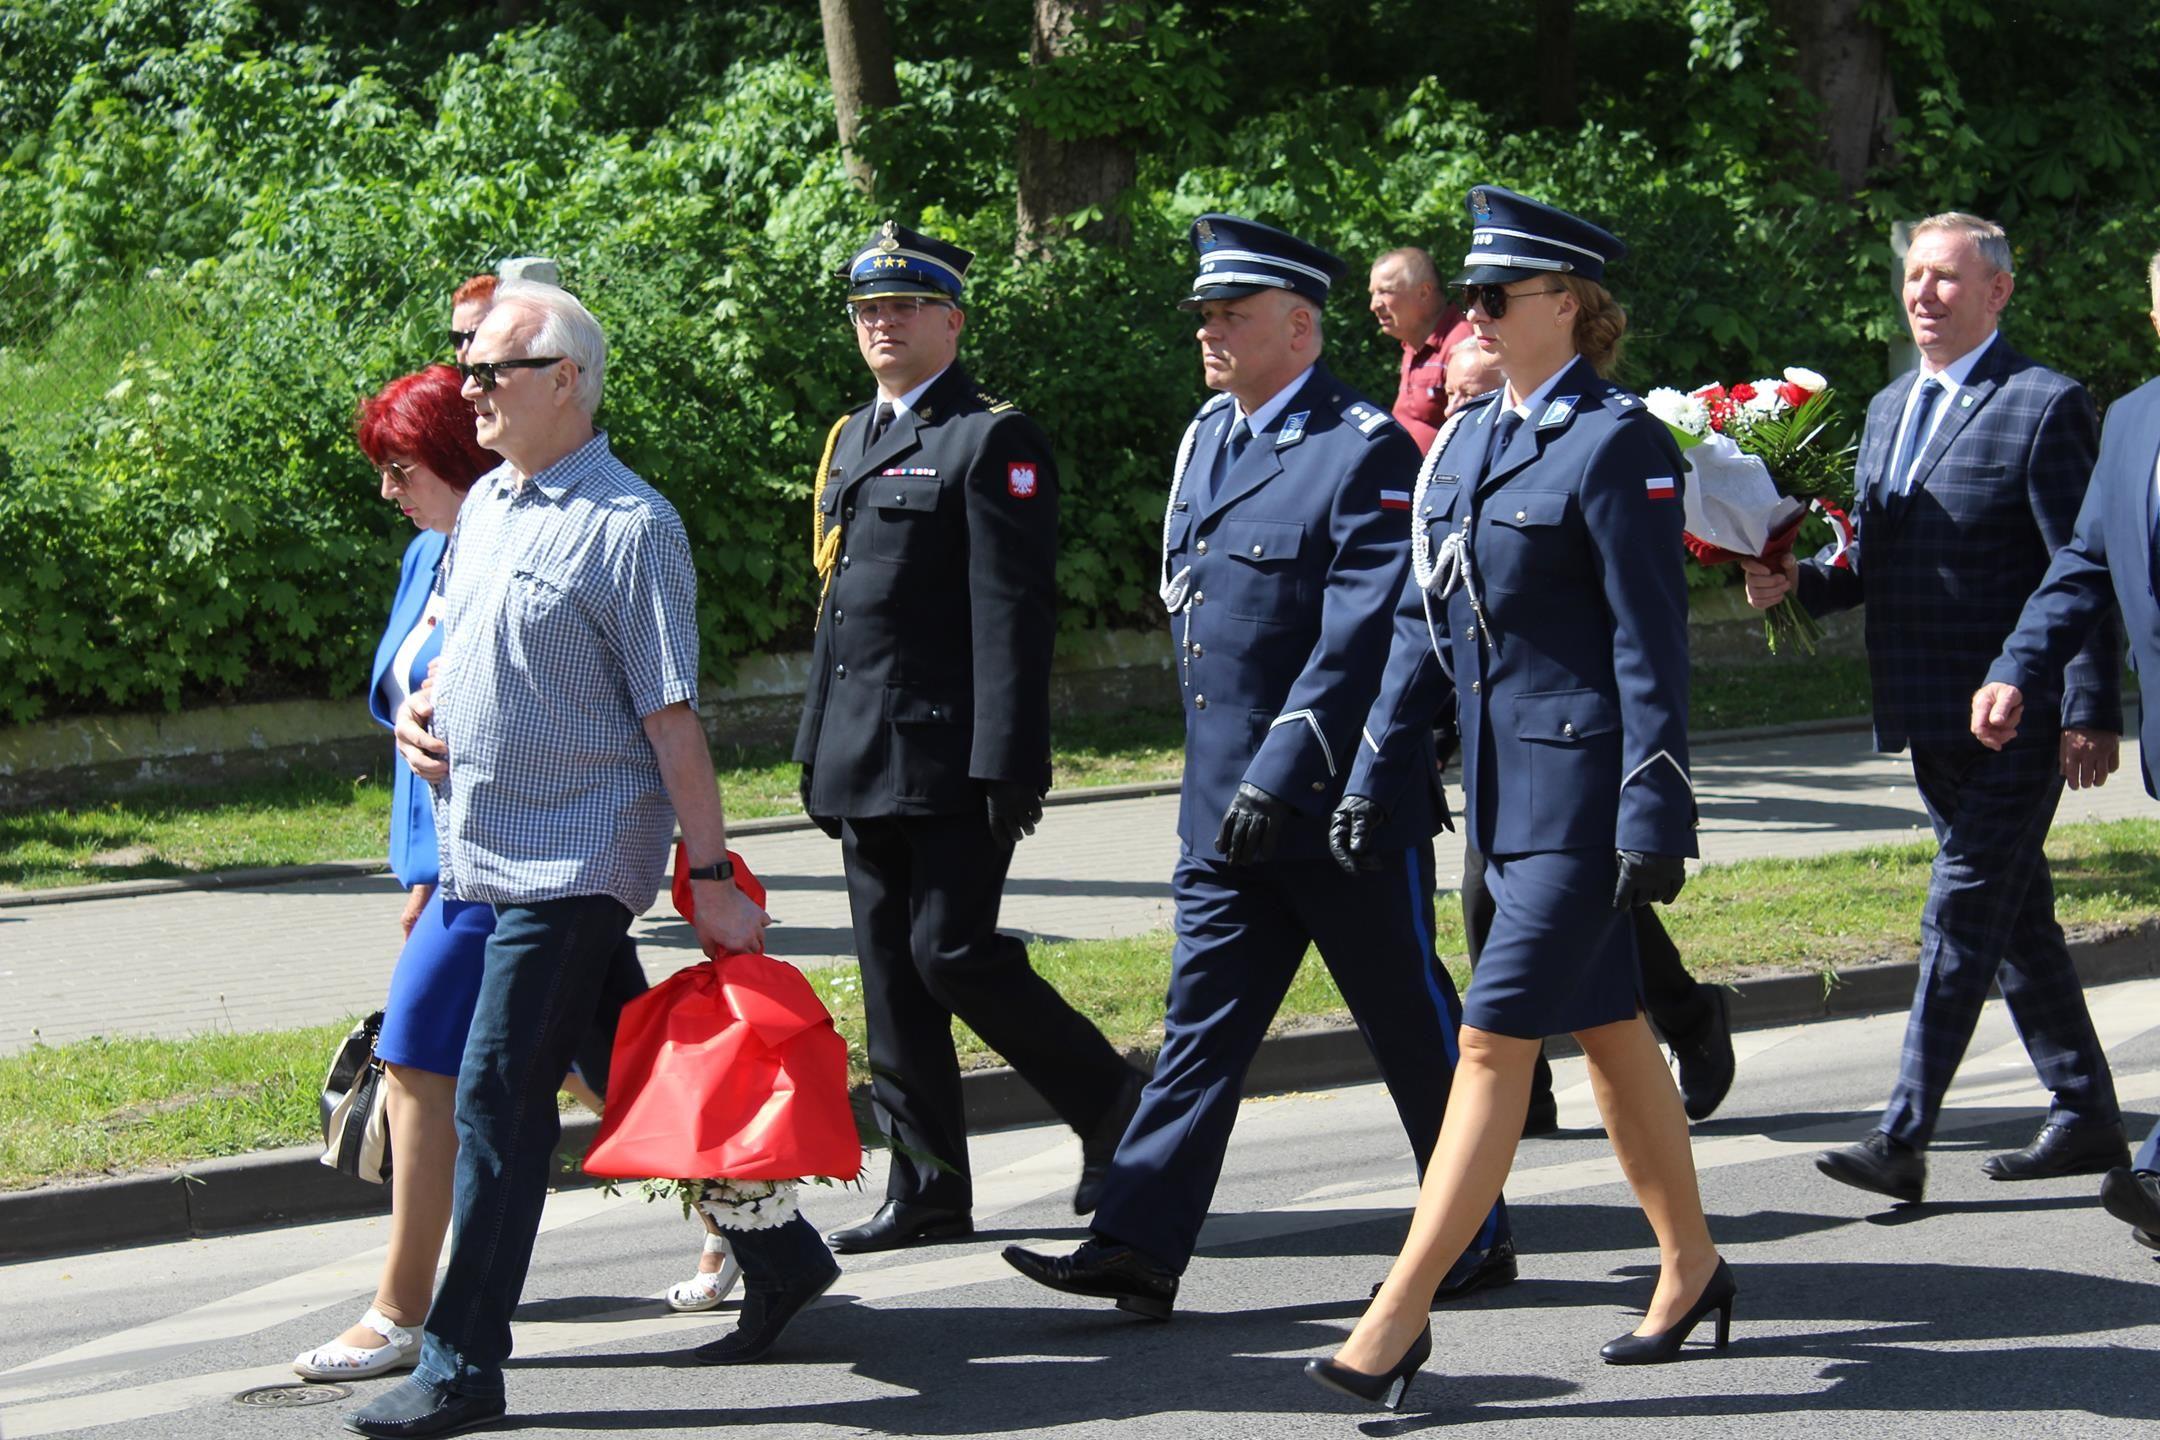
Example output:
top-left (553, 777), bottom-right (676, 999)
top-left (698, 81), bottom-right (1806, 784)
top-left (319, 1010), bottom-right (394, 1184)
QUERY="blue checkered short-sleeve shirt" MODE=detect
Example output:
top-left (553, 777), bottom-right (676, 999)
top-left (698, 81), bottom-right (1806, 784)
top-left (429, 431), bottom-right (699, 913)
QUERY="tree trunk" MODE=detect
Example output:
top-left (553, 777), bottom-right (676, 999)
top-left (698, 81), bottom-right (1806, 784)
top-left (1534, 0), bottom-right (1577, 129)
top-left (1770, 0), bottom-right (1897, 194)
top-left (820, 0), bottom-right (901, 196)
top-left (1015, 0), bottom-right (1136, 253)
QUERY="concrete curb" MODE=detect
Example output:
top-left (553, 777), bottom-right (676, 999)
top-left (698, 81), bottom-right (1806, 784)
top-left (7, 918), bottom-right (2155, 1262)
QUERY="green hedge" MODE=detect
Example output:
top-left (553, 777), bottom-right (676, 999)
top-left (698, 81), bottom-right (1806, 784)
top-left (3, 1), bottom-right (2158, 723)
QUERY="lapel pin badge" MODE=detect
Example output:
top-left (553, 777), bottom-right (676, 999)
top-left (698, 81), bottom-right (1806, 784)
top-left (1278, 411), bottom-right (1309, 447)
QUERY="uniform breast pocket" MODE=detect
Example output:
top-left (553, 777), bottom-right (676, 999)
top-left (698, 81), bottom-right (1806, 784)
top-left (884, 684), bottom-right (968, 805)
top-left (1218, 517), bottom-right (1307, 623)
top-left (1513, 687), bottom-right (1621, 836)
top-left (1479, 490), bottom-right (1574, 589)
top-left (870, 477), bottom-right (946, 562)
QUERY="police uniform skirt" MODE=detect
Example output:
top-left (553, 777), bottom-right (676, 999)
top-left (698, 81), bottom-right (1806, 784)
top-left (1461, 849), bottom-right (1642, 1038)
top-left (375, 890), bottom-right (495, 1076)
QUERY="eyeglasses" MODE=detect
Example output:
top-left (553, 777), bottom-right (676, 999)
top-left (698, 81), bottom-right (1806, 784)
top-left (449, 328), bottom-right (478, 351)
top-left (379, 460), bottom-right (415, 488)
top-left (457, 357), bottom-right (568, 391)
top-left (1459, 284), bottom-right (1568, 320)
top-left (846, 297), bottom-right (950, 327)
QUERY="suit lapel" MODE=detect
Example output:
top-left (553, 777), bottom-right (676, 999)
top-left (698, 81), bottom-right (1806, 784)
top-left (1861, 375), bottom-right (1915, 511)
top-left (1474, 355), bottom-right (1597, 499)
top-left (1902, 371), bottom-right (1997, 501)
top-left (834, 365), bottom-right (970, 504)
top-left (1202, 368), bottom-right (1328, 520)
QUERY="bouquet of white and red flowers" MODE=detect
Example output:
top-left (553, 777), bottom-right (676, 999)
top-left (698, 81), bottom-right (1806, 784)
top-left (1645, 368), bottom-right (1858, 654)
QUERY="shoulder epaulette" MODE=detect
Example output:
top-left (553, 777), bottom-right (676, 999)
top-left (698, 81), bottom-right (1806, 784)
top-left (1342, 397), bottom-right (1397, 439)
top-left (978, 390), bottom-right (1018, 415)
top-left (1602, 385), bottom-right (1644, 414)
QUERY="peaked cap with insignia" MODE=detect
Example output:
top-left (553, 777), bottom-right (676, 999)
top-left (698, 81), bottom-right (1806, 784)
top-left (1455, 186), bottom-right (1624, 286)
top-left (842, 221), bottom-right (972, 302)
top-left (1178, 213), bottom-right (1347, 311)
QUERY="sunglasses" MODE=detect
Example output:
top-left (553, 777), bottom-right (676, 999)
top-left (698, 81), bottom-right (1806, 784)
top-left (449, 327), bottom-right (478, 351)
top-left (1460, 284), bottom-right (1567, 320)
top-left (457, 357), bottom-right (568, 391)
top-left (379, 460), bottom-right (415, 487)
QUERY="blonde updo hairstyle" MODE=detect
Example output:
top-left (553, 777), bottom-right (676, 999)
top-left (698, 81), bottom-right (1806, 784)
top-left (1558, 274), bottom-right (1627, 376)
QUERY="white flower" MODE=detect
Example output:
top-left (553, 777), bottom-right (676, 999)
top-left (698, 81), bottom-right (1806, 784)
top-left (1645, 387), bottom-right (1708, 436)
top-left (1782, 366), bottom-right (1828, 394)
top-left (1742, 382), bottom-right (1784, 416)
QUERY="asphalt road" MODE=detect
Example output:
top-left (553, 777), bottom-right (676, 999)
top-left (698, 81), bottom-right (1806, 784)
top-left (7, 977), bottom-right (2160, 1440)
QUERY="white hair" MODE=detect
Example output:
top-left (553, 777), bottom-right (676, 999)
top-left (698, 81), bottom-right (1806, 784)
top-left (1913, 211), bottom-right (2014, 278)
top-left (492, 278), bottom-right (607, 416)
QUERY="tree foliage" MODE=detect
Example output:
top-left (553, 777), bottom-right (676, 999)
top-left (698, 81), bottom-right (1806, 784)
top-left (2, 0), bottom-right (2159, 721)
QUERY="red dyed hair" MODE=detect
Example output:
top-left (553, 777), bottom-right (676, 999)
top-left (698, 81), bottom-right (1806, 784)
top-left (355, 364), bottom-right (495, 492)
top-left (452, 273), bottom-right (497, 307)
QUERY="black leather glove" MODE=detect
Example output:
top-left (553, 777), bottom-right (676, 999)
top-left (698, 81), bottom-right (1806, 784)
top-left (984, 780), bottom-right (1044, 846)
top-left (1614, 850), bottom-right (1687, 909)
top-left (1216, 782), bottom-right (1291, 866)
top-left (799, 766), bottom-right (841, 840)
top-left (1327, 795), bottom-right (1388, 874)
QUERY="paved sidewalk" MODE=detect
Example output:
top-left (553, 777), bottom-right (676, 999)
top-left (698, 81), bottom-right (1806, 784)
top-left (2, 727), bottom-right (2149, 1055)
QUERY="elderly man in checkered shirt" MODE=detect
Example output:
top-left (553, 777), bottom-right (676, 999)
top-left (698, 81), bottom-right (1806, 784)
top-left (356, 280), bottom-right (767, 1439)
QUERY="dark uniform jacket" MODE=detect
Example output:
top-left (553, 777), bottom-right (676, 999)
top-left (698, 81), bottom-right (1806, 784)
top-left (1989, 373), bottom-right (2155, 792)
top-left (1162, 363), bottom-right (1423, 862)
top-left (1348, 357), bottom-right (1697, 859)
top-left (1798, 340), bottom-right (2117, 751)
top-left (793, 363), bottom-right (1058, 816)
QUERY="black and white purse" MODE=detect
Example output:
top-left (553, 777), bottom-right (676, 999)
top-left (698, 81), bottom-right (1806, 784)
top-left (319, 1010), bottom-right (393, 1184)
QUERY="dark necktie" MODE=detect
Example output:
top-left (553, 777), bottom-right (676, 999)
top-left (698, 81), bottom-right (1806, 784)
top-left (1484, 407), bottom-right (1523, 479)
top-left (1891, 378), bottom-right (1945, 496)
top-left (1199, 416), bottom-right (1251, 508)
top-left (869, 401), bottom-right (896, 447)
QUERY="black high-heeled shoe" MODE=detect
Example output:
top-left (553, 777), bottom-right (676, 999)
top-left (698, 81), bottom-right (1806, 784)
top-left (1599, 1257), bottom-right (1736, 1365)
top-left (1304, 1326), bottom-right (1433, 1411)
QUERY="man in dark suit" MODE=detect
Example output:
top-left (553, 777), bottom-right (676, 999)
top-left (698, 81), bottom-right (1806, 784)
top-left (795, 222), bottom-right (1143, 1255)
top-left (1972, 246), bottom-right (2160, 1247)
top-left (1003, 216), bottom-right (1510, 1321)
top-left (1744, 211), bottom-right (2130, 1204)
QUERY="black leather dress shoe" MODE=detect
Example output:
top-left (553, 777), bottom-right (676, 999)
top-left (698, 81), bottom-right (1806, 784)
top-left (1670, 988), bottom-right (1736, 1122)
top-left (1372, 1239), bottom-right (1519, 1307)
top-left (825, 1199), bottom-right (972, 1255)
top-left (1982, 1123), bottom-right (2131, 1181)
top-left (1003, 1238), bottom-right (1179, 1320)
top-left (2099, 1166), bottom-right (2160, 1237)
top-left (1075, 1070), bottom-right (1147, 1215)
top-left (1816, 1131), bottom-right (1925, 1204)
top-left (344, 1378), bottom-right (506, 1439)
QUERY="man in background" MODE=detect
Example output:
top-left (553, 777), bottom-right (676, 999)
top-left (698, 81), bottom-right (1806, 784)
top-left (1369, 246), bottom-right (1471, 452)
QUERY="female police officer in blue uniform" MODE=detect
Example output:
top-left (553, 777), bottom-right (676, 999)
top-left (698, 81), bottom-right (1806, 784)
top-left (1308, 188), bottom-right (1733, 1410)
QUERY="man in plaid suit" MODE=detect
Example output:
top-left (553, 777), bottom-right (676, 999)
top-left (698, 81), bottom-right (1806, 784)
top-left (1744, 211), bottom-right (2130, 1205)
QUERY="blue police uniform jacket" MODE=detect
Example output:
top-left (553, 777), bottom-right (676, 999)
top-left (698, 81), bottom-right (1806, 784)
top-left (1989, 372), bottom-right (2160, 794)
top-left (368, 530), bottom-right (447, 888)
top-left (1346, 356), bottom-right (1697, 858)
top-left (1161, 363), bottom-right (1424, 862)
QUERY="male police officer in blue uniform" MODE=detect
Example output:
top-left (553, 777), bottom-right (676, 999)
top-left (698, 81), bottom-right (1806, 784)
top-left (797, 223), bottom-right (1145, 1255)
top-left (1004, 216), bottom-right (1510, 1320)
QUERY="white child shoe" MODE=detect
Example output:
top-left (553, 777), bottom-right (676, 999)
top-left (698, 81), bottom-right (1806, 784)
top-left (291, 1306), bottom-right (419, 1381)
top-left (666, 1233), bottom-right (742, 1312)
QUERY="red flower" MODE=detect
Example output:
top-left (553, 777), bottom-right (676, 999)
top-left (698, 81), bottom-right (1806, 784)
top-left (1691, 383), bottom-right (1726, 404)
top-left (1729, 382), bottom-right (1757, 403)
top-left (1777, 381), bottom-right (1811, 408)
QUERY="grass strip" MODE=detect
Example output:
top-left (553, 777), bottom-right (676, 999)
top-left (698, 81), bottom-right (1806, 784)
top-left (7, 817), bottom-right (2153, 1193)
top-left (0, 666), bottom-right (1867, 893)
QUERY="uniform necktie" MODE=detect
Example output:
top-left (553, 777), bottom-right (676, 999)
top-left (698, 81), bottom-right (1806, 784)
top-left (1199, 416), bottom-right (1251, 509)
top-left (1892, 378), bottom-right (1945, 495)
top-left (869, 401), bottom-right (896, 446)
top-left (1484, 407), bottom-right (1523, 480)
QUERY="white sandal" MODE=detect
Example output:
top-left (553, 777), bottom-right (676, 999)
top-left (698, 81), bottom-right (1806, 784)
top-left (666, 1233), bottom-right (742, 1312)
top-left (291, 1306), bottom-right (419, 1381)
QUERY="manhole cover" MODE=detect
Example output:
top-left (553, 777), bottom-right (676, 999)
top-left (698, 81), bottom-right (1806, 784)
top-left (234, 1382), bottom-right (351, 1408)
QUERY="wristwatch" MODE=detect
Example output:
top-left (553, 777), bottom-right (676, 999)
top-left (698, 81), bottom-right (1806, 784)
top-left (681, 857), bottom-right (736, 883)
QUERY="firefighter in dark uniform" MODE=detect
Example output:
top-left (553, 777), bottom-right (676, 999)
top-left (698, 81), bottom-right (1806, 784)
top-left (796, 222), bottom-right (1144, 1255)
top-left (1310, 189), bottom-right (1730, 1410)
top-left (1004, 215), bottom-right (1511, 1322)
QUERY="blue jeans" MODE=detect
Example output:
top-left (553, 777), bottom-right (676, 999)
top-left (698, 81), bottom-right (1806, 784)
top-left (415, 895), bottom-right (635, 1398)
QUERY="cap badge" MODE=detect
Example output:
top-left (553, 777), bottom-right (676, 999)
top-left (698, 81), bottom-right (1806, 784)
top-left (877, 220), bottom-right (900, 252)
top-left (1196, 218), bottom-right (1216, 243)
top-left (1470, 189), bottom-right (1492, 220)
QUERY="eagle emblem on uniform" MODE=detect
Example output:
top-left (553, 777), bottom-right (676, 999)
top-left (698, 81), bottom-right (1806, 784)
top-left (1470, 189), bottom-right (1492, 220)
top-left (1196, 218), bottom-right (1215, 243)
top-left (877, 220), bottom-right (900, 252)
top-left (1007, 462), bottom-right (1039, 499)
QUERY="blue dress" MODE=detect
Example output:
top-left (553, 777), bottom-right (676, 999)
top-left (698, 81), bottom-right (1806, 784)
top-left (369, 531), bottom-right (493, 1076)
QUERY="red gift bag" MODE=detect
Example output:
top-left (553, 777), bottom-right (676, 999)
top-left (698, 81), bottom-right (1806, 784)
top-left (582, 847), bottom-right (862, 1183)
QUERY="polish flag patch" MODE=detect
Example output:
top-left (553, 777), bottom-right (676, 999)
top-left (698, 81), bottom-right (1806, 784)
top-left (1380, 489), bottom-right (1411, 511)
top-left (1644, 476), bottom-right (1676, 500)
top-left (1007, 462), bottom-right (1039, 498)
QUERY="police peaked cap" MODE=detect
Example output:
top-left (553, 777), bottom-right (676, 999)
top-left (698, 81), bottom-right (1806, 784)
top-left (1454, 186), bottom-right (1625, 286)
top-left (843, 221), bottom-right (972, 302)
top-left (1178, 213), bottom-right (1347, 310)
